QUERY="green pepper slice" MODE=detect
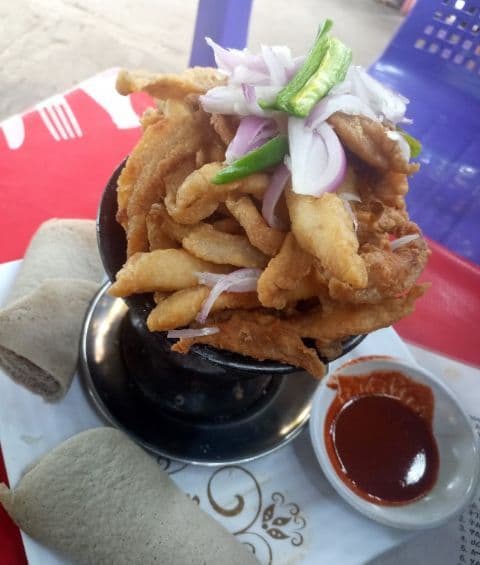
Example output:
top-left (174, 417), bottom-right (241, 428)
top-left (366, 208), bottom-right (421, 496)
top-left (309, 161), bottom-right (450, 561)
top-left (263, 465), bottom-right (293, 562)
top-left (271, 19), bottom-right (333, 113)
top-left (285, 37), bottom-right (352, 117)
top-left (212, 135), bottom-right (289, 185)
top-left (398, 128), bottom-right (422, 158)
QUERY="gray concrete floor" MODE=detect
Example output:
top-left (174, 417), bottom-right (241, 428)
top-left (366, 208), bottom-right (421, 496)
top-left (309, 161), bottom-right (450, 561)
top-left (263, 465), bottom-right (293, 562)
top-left (0, 0), bottom-right (402, 121)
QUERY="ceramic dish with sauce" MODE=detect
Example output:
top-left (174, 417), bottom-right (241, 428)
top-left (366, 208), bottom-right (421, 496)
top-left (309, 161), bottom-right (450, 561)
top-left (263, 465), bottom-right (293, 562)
top-left (309, 356), bottom-right (479, 529)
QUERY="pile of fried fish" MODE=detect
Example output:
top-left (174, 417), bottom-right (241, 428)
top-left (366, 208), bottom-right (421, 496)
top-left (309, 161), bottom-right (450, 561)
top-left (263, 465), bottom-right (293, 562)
top-left (110, 67), bottom-right (429, 379)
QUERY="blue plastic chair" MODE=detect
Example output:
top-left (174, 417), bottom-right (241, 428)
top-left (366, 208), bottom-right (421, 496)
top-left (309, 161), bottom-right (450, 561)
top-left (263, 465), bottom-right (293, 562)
top-left (189, 0), bottom-right (480, 263)
top-left (370, 0), bottom-right (480, 264)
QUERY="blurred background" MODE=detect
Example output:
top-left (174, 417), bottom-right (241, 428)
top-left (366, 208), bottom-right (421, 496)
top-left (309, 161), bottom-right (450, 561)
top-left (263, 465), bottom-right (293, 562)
top-left (0, 0), bottom-right (407, 121)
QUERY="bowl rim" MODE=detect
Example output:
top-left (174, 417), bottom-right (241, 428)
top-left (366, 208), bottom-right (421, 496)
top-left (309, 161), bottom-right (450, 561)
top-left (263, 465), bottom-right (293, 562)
top-left (309, 355), bottom-right (480, 530)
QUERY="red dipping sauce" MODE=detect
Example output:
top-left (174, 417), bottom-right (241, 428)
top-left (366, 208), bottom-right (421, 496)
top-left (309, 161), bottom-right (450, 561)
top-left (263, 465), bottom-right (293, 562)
top-left (325, 371), bottom-right (439, 506)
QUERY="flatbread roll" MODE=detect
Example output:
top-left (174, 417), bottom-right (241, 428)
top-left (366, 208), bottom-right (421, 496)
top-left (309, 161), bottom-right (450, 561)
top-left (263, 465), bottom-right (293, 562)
top-left (0, 428), bottom-right (259, 565)
top-left (6, 218), bottom-right (103, 304)
top-left (0, 279), bottom-right (98, 400)
top-left (0, 219), bottom-right (104, 400)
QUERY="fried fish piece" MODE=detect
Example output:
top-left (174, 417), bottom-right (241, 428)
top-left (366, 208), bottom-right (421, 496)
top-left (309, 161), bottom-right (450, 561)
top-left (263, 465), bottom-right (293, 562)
top-left (210, 114), bottom-right (239, 145)
top-left (225, 196), bottom-right (286, 256)
top-left (171, 310), bottom-right (326, 379)
top-left (109, 249), bottom-right (230, 296)
top-left (328, 237), bottom-right (429, 304)
top-left (119, 99), bottom-right (210, 256)
top-left (146, 205), bottom-right (179, 250)
top-left (182, 224), bottom-right (268, 268)
top-left (257, 233), bottom-right (313, 309)
top-left (165, 162), bottom-right (269, 224)
top-left (288, 284), bottom-right (428, 340)
top-left (116, 67), bottom-right (226, 99)
top-left (211, 217), bottom-right (244, 235)
top-left (286, 189), bottom-right (368, 289)
top-left (147, 286), bottom-right (259, 331)
top-left (328, 112), bottom-right (419, 175)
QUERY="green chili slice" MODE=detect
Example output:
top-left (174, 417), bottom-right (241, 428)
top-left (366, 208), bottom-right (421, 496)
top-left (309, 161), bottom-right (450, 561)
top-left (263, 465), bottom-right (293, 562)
top-left (286, 37), bottom-right (352, 117)
top-left (273, 19), bottom-right (333, 113)
top-left (212, 135), bottom-right (289, 184)
top-left (398, 128), bottom-right (422, 158)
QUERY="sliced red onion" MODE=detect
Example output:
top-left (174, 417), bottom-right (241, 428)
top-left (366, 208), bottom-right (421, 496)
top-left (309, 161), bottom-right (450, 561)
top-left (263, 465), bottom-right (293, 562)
top-left (387, 130), bottom-right (411, 161)
top-left (195, 272), bottom-right (223, 287)
top-left (347, 65), bottom-right (409, 125)
top-left (232, 65), bottom-right (270, 86)
top-left (242, 83), bottom-right (256, 105)
top-left (225, 116), bottom-right (277, 163)
top-left (205, 37), bottom-right (268, 75)
top-left (342, 200), bottom-right (358, 232)
top-left (390, 234), bottom-right (420, 250)
top-left (196, 269), bottom-right (262, 324)
top-left (167, 327), bottom-right (219, 339)
top-left (200, 86), bottom-right (247, 115)
top-left (262, 163), bottom-right (290, 230)
top-left (200, 85), bottom-right (280, 117)
top-left (307, 93), bottom-right (377, 129)
top-left (329, 78), bottom-right (352, 96)
top-left (339, 192), bottom-right (361, 202)
top-left (261, 45), bottom-right (289, 86)
top-left (288, 118), bottom-right (347, 196)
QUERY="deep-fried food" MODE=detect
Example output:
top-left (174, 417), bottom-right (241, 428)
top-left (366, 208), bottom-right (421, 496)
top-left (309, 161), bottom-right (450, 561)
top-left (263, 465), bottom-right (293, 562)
top-left (257, 233), bottom-right (313, 308)
top-left (288, 284), bottom-right (428, 341)
top-left (116, 67), bottom-right (226, 99)
top-left (165, 162), bottom-right (269, 224)
top-left (109, 249), bottom-right (230, 296)
top-left (328, 238), bottom-right (429, 303)
top-left (171, 310), bottom-right (327, 379)
top-left (328, 113), bottom-right (419, 175)
top-left (286, 189), bottom-right (368, 288)
top-left (147, 286), bottom-right (259, 331)
top-left (182, 224), bottom-right (268, 268)
top-left (112, 31), bottom-right (428, 376)
top-left (225, 196), bottom-right (286, 256)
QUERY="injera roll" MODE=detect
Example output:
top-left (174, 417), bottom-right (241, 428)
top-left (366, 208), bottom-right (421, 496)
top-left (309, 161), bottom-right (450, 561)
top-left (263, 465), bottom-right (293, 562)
top-left (0, 219), bottom-right (104, 400)
top-left (0, 428), bottom-right (259, 565)
top-left (6, 218), bottom-right (104, 305)
top-left (0, 279), bottom-right (99, 400)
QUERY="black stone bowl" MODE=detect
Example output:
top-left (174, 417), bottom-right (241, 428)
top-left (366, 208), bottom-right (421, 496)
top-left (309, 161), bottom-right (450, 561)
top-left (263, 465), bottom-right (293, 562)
top-left (97, 160), bottom-right (364, 421)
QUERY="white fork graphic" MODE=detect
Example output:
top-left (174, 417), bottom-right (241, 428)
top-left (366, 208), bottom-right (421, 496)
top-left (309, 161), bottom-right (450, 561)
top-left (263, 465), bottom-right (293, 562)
top-left (36, 95), bottom-right (83, 141)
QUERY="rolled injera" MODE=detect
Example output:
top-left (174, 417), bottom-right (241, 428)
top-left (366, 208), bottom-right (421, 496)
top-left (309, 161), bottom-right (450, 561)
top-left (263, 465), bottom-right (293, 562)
top-left (0, 428), bottom-right (259, 565)
top-left (0, 219), bottom-right (104, 401)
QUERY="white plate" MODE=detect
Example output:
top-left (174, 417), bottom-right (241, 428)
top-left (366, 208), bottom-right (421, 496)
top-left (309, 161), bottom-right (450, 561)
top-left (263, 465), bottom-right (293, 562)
top-left (309, 356), bottom-right (479, 530)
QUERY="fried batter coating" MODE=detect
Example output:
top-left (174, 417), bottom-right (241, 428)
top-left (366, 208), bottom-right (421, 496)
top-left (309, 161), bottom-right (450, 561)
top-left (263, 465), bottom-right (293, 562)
top-left (165, 162), bottom-right (269, 224)
top-left (288, 284), bottom-right (428, 341)
top-left (146, 205), bottom-right (178, 250)
top-left (210, 114), bottom-right (239, 145)
top-left (328, 237), bottom-right (429, 303)
top-left (225, 196), bottom-right (286, 256)
top-left (328, 112), bottom-right (419, 175)
top-left (116, 67), bottom-right (226, 99)
top-left (119, 99), bottom-right (212, 256)
top-left (147, 286), bottom-right (259, 331)
top-left (211, 217), bottom-right (244, 235)
top-left (171, 310), bottom-right (326, 379)
top-left (109, 249), bottom-right (230, 296)
top-left (257, 233), bottom-right (313, 309)
top-left (182, 224), bottom-right (268, 268)
top-left (286, 189), bottom-right (368, 289)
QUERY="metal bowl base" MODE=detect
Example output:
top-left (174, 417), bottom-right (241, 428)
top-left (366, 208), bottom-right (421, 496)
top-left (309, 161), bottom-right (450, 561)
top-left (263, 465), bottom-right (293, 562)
top-left (79, 284), bottom-right (319, 465)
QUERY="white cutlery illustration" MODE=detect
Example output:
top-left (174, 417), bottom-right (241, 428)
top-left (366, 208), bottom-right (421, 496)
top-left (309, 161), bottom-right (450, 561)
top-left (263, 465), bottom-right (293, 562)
top-left (1, 68), bottom-right (140, 150)
top-left (1, 114), bottom-right (25, 150)
top-left (36, 95), bottom-right (83, 141)
top-left (79, 67), bottom-right (141, 130)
